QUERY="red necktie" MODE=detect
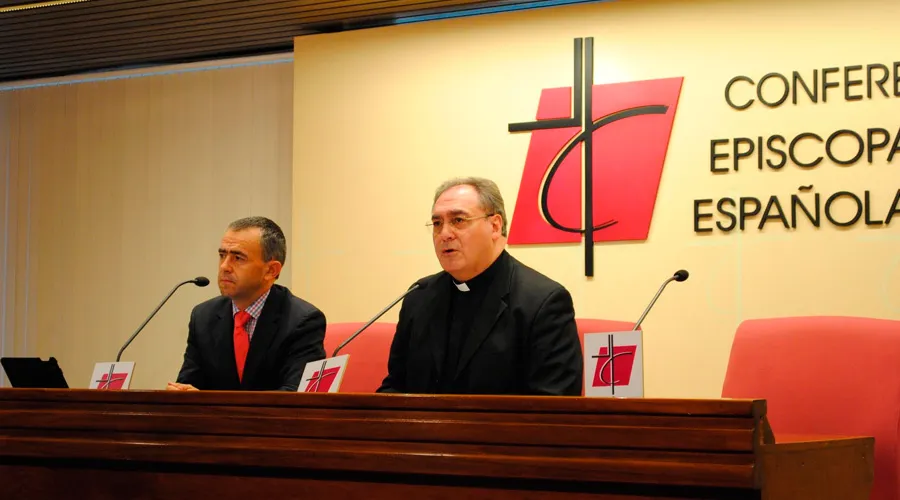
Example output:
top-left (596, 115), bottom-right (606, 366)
top-left (233, 311), bottom-right (251, 381)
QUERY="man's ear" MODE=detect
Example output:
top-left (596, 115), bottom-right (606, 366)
top-left (266, 260), bottom-right (283, 281)
top-left (491, 214), bottom-right (503, 238)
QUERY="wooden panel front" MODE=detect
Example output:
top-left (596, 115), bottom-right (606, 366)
top-left (0, 389), bottom-right (873, 499)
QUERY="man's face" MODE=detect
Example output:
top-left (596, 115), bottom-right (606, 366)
top-left (431, 184), bottom-right (502, 282)
top-left (217, 228), bottom-right (279, 304)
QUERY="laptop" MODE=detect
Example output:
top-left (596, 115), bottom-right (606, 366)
top-left (0, 357), bottom-right (69, 388)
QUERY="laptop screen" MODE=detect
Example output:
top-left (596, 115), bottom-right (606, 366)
top-left (0, 357), bottom-right (69, 389)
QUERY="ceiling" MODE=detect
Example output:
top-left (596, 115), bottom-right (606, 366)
top-left (0, 0), bottom-right (567, 83)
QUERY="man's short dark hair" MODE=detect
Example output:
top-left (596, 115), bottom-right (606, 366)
top-left (228, 216), bottom-right (286, 265)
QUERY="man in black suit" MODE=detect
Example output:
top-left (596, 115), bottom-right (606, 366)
top-left (378, 177), bottom-right (583, 396)
top-left (167, 217), bottom-right (326, 392)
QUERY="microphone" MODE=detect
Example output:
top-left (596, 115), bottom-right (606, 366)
top-left (303, 279), bottom-right (425, 393)
top-left (116, 276), bottom-right (210, 362)
top-left (632, 269), bottom-right (689, 331)
top-left (331, 279), bottom-right (425, 357)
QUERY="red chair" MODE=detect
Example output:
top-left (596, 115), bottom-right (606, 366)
top-left (722, 316), bottom-right (900, 500)
top-left (576, 318), bottom-right (637, 395)
top-left (323, 322), bottom-right (397, 393)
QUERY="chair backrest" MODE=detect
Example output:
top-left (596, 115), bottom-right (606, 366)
top-left (575, 318), bottom-right (637, 395)
top-left (721, 316), bottom-right (900, 500)
top-left (323, 322), bottom-right (397, 393)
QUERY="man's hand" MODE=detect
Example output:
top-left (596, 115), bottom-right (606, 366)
top-left (166, 382), bottom-right (198, 391)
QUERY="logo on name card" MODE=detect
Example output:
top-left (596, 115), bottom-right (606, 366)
top-left (90, 362), bottom-right (135, 390)
top-left (299, 355), bottom-right (349, 394)
top-left (583, 331), bottom-right (643, 398)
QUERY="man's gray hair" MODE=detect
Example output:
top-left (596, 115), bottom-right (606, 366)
top-left (227, 216), bottom-right (287, 265)
top-left (433, 177), bottom-right (508, 237)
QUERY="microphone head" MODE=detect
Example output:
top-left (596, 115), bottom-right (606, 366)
top-left (673, 269), bottom-right (689, 282)
top-left (193, 276), bottom-right (210, 287)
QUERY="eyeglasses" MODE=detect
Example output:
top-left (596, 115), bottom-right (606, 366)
top-left (426, 213), bottom-right (495, 235)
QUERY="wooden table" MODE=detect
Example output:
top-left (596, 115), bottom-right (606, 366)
top-left (0, 389), bottom-right (874, 499)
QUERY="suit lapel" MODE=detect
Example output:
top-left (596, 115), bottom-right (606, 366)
top-left (240, 286), bottom-right (282, 389)
top-left (426, 276), bottom-right (451, 382)
top-left (454, 256), bottom-right (513, 380)
top-left (211, 300), bottom-right (240, 388)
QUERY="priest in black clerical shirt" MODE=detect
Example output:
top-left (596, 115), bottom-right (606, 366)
top-left (377, 177), bottom-right (583, 396)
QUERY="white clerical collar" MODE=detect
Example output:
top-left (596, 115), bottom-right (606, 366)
top-left (453, 281), bottom-right (470, 292)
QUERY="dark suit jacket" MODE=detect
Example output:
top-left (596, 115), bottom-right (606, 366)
top-left (176, 284), bottom-right (326, 391)
top-left (377, 252), bottom-right (583, 396)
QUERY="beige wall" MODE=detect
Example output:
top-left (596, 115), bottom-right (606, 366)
top-left (0, 55), bottom-right (294, 389)
top-left (293, 0), bottom-right (900, 398)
